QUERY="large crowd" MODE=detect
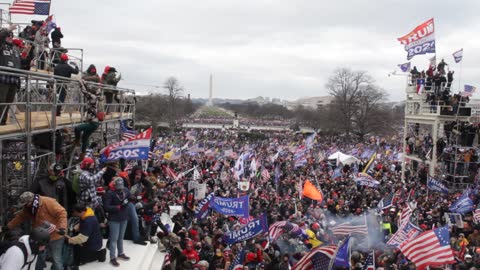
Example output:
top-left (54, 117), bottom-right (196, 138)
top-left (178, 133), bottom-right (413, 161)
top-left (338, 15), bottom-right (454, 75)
top-left (1, 126), bottom-right (480, 270)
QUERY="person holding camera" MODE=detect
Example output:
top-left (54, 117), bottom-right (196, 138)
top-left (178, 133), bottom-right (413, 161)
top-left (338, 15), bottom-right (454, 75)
top-left (103, 177), bottom-right (131, 267)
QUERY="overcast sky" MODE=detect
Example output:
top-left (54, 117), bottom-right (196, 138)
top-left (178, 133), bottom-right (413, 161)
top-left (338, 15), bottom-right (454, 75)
top-left (10, 0), bottom-right (480, 101)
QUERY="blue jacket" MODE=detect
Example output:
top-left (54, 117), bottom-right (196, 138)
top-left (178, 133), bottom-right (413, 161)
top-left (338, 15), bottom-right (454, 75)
top-left (79, 208), bottom-right (102, 251)
top-left (103, 189), bottom-right (130, 222)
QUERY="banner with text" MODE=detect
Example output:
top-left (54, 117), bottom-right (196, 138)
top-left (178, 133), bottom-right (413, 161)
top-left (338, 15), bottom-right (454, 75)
top-left (101, 128), bottom-right (152, 162)
top-left (210, 195), bottom-right (249, 218)
top-left (223, 214), bottom-right (268, 245)
top-left (398, 18), bottom-right (435, 60)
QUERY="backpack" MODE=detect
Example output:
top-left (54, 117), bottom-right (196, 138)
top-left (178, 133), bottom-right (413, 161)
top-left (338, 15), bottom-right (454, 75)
top-left (0, 240), bottom-right (28, 268)
top-left (72, 170), bottom-right (81, 194)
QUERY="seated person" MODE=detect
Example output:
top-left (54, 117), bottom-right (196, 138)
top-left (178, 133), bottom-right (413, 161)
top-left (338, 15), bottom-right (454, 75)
top-left (66, 203), bottom-right (106, 266)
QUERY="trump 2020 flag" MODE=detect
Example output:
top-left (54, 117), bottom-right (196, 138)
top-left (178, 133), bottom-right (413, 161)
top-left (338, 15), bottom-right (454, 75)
top-left (398, 18), bottom-right (435, 60)
top-left (453, 48), bottom-right (463, 63)
top-left (449, 193), bottom-right (474, 214)
top-left (462, 85), bottom-right (476, 97)
top-left (223, 214), bottom-right (268, 245)
top-left (101, 128), bottom-right (152, 162)
top-left (210, 195), bottom-right (249, 218)
top-left (416, 79), bottom-right (425, 94)
top-left (333, 236), bottom-right (351, 268)
top-left (398, 62), bottom-right (411, 72)
top-left (194, 192), bottom-right (214, 219)
top-left (427, 176), bottom-right (449, 194)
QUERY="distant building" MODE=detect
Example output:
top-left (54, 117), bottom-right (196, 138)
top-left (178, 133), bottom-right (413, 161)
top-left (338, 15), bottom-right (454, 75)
top-left (287, 96), bottom-right (336, 110)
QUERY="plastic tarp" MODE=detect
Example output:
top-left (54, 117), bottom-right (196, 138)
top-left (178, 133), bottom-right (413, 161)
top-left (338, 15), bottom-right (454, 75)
top-left (327, 151), bottom-right (359, 165)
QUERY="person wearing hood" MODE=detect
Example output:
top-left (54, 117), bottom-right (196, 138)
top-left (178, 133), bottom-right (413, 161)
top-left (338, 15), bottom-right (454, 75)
top-left (103, 177), bottom-right (131, 267)
top-left (53, 53), bottom-right (79, 116)
top-left (100, 66), bottom-right (121, 114)
top-left (50, 26), bottom-right (63, 48)
top-left (31, 163), bottom-right (74, 213)
top-left (7, 191), bottom-right (67, 270)
top-left (83, 64), bottom-right (100, 86)
top-left (0, 27), bottom-right (21, 126)
top-left (66, 203), bottom-right (106, 266)
top-left (0, 227), bottom-right (51, 270)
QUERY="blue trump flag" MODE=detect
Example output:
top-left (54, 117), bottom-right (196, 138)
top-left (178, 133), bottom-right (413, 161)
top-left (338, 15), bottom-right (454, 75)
top-left (427, 176), bottom-right (449, 194)
top-left (449, 194), bottom-right (474, 214)
top-left (334, 236), bottom-right (351, 268)
top-left (194, 193), bottom-right (214, 219)
top-left (101, 128), bottom-right (152, 162)
top-left (223, 214), bottom-right (268, 245)
top-left (210, 195), bottom-right (249, 218)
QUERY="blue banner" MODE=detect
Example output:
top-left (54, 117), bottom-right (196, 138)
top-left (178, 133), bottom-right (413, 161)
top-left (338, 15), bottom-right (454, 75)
top-left (101, 128), bottom-right (152, 162)
top-left (427, 177), bottom-right (449, 194)
top-left (223, 214), bottom-right (268, 245)
top-left (194, 193), bottom-right (214, 219)
top-left (210, 195), bottom-right (249, 218)
top-left (449, 194), bottom-right (474, 214)
top-left (334, 236), bottom-right (350, 268)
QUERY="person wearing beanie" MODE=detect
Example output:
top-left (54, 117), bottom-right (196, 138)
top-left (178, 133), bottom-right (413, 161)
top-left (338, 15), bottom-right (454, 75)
top-left (53, 53), bottom-right (79, 116)
top-left (100, 66), bottom-right (121, 114)
top-left (103, 177), bottom-right (131, 266)
top-left (0, 27), bottom-right (21, 126)
top-left (31, 163), bottom-right (73, 213)
top-left (7, 191), bottom-right (67, 270)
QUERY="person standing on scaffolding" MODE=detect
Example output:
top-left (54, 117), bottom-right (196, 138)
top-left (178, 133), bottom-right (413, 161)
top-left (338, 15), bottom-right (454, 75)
top-left (101, 66), bottom-right (121, 114)
top-left (0, 27), bottom-right (21, 126)
top-left (53, 53), bottom-right (78, 116)
top-left (34, 27), bottom-right (49, 70)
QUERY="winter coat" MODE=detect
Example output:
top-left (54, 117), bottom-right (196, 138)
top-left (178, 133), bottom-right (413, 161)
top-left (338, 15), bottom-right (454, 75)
top-left (30, 176), bottom-right (69, 212)
top-left (103, 189), bottom-right (130, 222)
top-left (54, 61), bottom-right (79, 78)
top-left (7, 196), bottom-right (67, 241)
top-left (0, 235), bottom-right (38, 270)
top-left (67, 207), bottom-right (102, 251)
top-left (82, 64), bottom-right (100, 84)
top-left (50, 28), bottom-right (63, 45)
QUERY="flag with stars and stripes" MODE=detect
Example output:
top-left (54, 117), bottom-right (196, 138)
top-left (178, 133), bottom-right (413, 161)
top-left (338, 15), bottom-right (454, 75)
top-left (120, 120), bottom-right (137, 140)
top-left (462, 85), bottom-right (476, 97)
top-left (399, 226), bottom-right (455, 270)
top-left (261, 168), bottom-right (270, 181)
top-left (474, 205), bottom-right (480, 224)
top-left (268, 221), bottom-right (300, 242)
top-left (292, 245), bottom-right (337, 270)
top-left (398, 204), bottom-right (413, 227)
top-left (378, 192), bottom-right (395, 210)
top-left (9, 0), bottom-right (50, 15)
top-left (362, 251), bottom-right (375, 270)
top-left (228, 249), bottom-right (245, 270)
top-left (331, 222), bottom-right (368, 236)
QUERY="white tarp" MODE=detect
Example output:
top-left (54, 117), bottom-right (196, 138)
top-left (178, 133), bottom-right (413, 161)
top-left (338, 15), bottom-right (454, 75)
top-left (327, 151), bottom-right (359, 166)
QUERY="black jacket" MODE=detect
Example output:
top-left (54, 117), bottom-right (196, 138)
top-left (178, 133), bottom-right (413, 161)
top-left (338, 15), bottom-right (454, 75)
top-left (54, 61), bottom-right (79, 78)
top-left (51, 28), bottom-right (63, 45)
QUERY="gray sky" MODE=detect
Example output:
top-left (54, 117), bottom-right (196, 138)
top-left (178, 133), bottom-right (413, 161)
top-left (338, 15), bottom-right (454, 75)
top-left (11, 0), bottom-right (480, 101)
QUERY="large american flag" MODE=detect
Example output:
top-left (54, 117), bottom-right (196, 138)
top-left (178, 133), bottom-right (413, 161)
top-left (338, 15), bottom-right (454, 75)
top-left (292, 245), bottom-right (337, 270)
top-left (9, 0), bottom-right (50, 15)
top-left (462, 85), bottom-right (476, 97)
top-left (120, 120), bottom-right (137, 140)
top-left (268, 221), bottom-right (300, 242)
top-left (331, 222), bottom-right (368, 236)
top-left (399, 226), bottom-right (455, 270)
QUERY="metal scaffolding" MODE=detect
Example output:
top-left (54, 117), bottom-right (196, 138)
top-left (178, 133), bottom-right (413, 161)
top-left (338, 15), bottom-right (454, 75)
top-left (401, 76), bottom-right (479, 190)
top-left (0, 66), bottom-right (136, 222)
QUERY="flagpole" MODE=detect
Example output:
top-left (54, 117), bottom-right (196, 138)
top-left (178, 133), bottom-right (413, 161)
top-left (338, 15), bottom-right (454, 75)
top-left (458, 56), bottom-right (463, 93)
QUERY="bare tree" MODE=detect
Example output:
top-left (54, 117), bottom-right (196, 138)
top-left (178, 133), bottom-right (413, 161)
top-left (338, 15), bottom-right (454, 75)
top-left (353, 86), bottom-right (388, 140)
top-left (163, 77), bottom-right (184, 130)
top-left (326, 68), bottom-right (376, 139)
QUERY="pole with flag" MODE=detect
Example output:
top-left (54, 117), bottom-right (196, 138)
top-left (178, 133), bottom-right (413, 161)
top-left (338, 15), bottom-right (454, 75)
top-left (453, 48), bottom-right (463, 92)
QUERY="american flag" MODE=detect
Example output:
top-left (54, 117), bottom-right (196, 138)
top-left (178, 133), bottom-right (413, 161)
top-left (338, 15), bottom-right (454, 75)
top-left (399, 226), bottom-right (455, 270)
top-left (228, 249), bottom-right (245, 270)
top-left (362, 251), bottom-right (375, 270)
top-left (292, 245), bottom-right (336, 270)
top-left (9, 0), bottom-right (50, 15)
top-left (398, 204), bottom-right (413, 227)
top-left (474, 206), bottom-right (480, 224)
top-left (387, 221), bottom-right (422, 247)
top-left (331, 222), bottom-right (368, 236)
top-left (462, 85), bottom-right (476, 97)
top-left (165, 166), bottom-right (177, 180)
top-left (378, 192), bottom-right (395, 210)
top-left (269, 221), bottom-right (300, 242)
top-left (261, 168), bottom-right (271, 181)
top-left (120, 120), bottom-right (137, 140)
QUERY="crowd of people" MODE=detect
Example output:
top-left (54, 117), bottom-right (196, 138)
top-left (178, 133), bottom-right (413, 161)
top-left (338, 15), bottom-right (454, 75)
top-left (1, 125), bottom-right (480, 270)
